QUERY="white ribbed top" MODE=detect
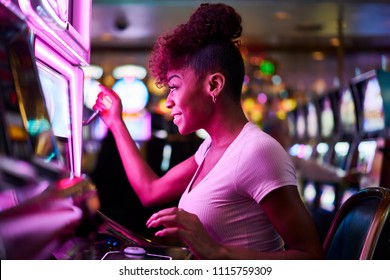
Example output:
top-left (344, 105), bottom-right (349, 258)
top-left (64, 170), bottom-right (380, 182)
top-left (179, 122), bottom-right (297, 252)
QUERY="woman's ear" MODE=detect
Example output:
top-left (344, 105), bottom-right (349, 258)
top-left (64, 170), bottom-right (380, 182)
top-left (208, 72), bottom-right (225, 100)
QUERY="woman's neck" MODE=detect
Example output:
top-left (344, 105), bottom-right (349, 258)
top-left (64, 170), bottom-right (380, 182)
top-left (206, 107), bottom-right (248, 149)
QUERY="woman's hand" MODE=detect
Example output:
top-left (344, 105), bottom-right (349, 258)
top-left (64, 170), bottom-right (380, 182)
top-left (146, 207), bottom-right (223, 259)
top-left (92, 84), bottom-right (123, 129)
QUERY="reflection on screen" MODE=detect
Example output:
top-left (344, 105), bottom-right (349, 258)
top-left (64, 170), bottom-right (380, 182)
top-left (316, 142), bottom-right (329, 163)
top-left (37, 61), bottom-right (71, 139)
top-left (320, 97), bottom-right (334, 138)
top-left (319, 184), bottom-right (335, 212)
top-left (303, 182), bottom-right (316, 207)
top-left (340, 88), bottom-right (357, 134)
top-left (307, 102), bottom-right (318, 138)
top-left (357, 140), bottom-right (377, 174)
top-left (362, 77), bottom-right (385, 133)
top-left (332, 141), bottom-right (350, 170)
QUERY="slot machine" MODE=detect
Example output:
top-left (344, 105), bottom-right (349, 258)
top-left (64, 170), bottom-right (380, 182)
top-left (286, 108), bottom-right (297, 149)
top-left (305, 98), bottom-right (321, 159)
top-left (292, 99), bottom-right (321, 208)
top-left (315, 90), bottom-right (339, 165)
top-left (0, 1), bottom-right (191, 260)
top-left (315, 85), bottom-right (361, 213)
top-left (0, 0), bottom-right (98, 260)
top-left (317, 69), bottom-right (390, 213)
top-left (16, 0), bottom-right (92, 177)
top-left (300, 93), bottom-right (339, 214)
top-left (349, 69), bottom-right (390, 194)
top-left (317, 85), bottom-right (360, 215)
top-left (288, 104), bottom-right (312, 160)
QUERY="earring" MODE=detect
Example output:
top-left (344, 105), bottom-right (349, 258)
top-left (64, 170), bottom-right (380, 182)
top-left (212, 94), bottom-right (217, 103)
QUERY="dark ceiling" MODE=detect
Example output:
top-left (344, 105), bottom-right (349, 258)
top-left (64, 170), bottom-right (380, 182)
top-left (90, 0), bottom-right (390, 93)
top-left (91, 0), bottom-right (390, 51)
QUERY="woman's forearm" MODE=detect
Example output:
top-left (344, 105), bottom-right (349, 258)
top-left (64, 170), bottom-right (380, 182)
top-left (109, 118), bottom-right (160, 205)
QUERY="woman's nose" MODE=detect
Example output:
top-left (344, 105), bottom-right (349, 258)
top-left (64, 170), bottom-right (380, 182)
top-left (166, 93), bottom-right (174, 109)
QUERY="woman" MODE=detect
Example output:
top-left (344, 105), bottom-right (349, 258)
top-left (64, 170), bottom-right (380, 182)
top-left (93, 3), bottom-right (324, 260)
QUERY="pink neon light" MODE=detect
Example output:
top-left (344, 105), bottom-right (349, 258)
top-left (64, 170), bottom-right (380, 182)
top-left (18, 0), bottom-right (53, 33)
top-left (18, 0), bottom-right (90, 65)
top-left (70, 0), bottom-right (92, 52)
top-left (35, 39), bottom-right (83, 177)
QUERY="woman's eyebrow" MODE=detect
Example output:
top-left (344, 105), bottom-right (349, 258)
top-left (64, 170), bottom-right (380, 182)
top-left (168, 74), bottom-right (180, 82)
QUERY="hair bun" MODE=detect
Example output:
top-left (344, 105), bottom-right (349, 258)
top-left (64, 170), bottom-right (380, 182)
top-left (187, 3), bottom-right (242, 43)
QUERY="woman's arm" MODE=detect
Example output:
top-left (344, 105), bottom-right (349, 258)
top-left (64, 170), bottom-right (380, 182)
top-left (93, 85), bottom-right (198, 207)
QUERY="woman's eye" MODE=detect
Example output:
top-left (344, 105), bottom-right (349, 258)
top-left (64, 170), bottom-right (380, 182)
top-left (169, 86), bottom-right (177, 92)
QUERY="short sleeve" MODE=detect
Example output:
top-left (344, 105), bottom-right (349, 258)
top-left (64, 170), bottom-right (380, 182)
top-left (235, 129), bottom-right (297, 203)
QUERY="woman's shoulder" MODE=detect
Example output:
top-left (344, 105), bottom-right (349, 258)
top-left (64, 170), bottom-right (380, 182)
top-left (235, 122), bottom-right (291, 164)
top-left (240, 122), bottom-right (283, 148)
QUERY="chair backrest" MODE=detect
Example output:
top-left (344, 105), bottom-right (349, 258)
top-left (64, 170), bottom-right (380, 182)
top-left (323, 187), bottom-right (390, 259)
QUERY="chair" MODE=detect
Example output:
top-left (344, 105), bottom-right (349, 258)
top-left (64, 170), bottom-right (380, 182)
top-left (323, 187), bottom-right (390, 259)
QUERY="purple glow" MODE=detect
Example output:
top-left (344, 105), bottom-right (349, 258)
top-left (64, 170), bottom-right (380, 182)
top-left (257, 93), bottom-right (268, 104)
top-left (297, 144), bottom-right (306, 159)
top-left (243, 75), bottom-right (250, 85)
top-left (20, 0), bottom-right (92, 177)
top-left (18, 0), bottom-right (91, 65)
top-left (35, 39), bottom-right (84, 177)
top-left (67, 0), bottom-right (92, 54)
top-left (0, 199), bottom-right (82, 259)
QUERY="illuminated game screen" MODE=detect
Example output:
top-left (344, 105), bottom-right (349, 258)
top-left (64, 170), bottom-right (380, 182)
top-left (331, 141), bottom-right (350, 171)
top-left (319, 184), bottom-right (336, 212)
top-left (315, 142), bottom-right (329, 163)
top-left (362, 77), bottom-right (385, 134)
top-left (306, 102), bottom-right (319, 139)
top-left (37, 61), bottom-right (71, 139)
top-left (339, 88), bottom-right (357, 135)
top-left (357, 140), bottom-right (377, 175)
top-left (320, 96), bottom-right (335, 139)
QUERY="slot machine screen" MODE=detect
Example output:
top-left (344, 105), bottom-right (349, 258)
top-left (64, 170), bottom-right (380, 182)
top-left (306, 102), bottom-right (319, 139)
top-left (296, 107), bottom-right (306, 141)
top-left (357, 140), bottom-right (377, 176)
top-left (361, 77), bottom-right (385, 134)
top-left (303, 181), bottom-right (316, 208)
top-left (331, 141), bottom-right (350, 171)
top-left (319, 184), bottom-right (336, 212)
top-left (37, 61), bottom-right (71, 139)
top-left (320, 96), bottom-right (335, 139)
top-left (36, 61), bottom-right (71, 168)
top-left (339, 88), bottom-right (357, 135)
top-left (0, 28), bottom-right (64, 167)
top-left (315, 142), bottom-right (329, 163)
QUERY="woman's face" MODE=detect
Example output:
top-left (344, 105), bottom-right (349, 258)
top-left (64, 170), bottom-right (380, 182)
top-left (166, 67), bottom-right (213, 135)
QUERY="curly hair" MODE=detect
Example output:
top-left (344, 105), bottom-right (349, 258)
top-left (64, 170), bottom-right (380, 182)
top-left (148, 3), bottom-right (245, 103)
